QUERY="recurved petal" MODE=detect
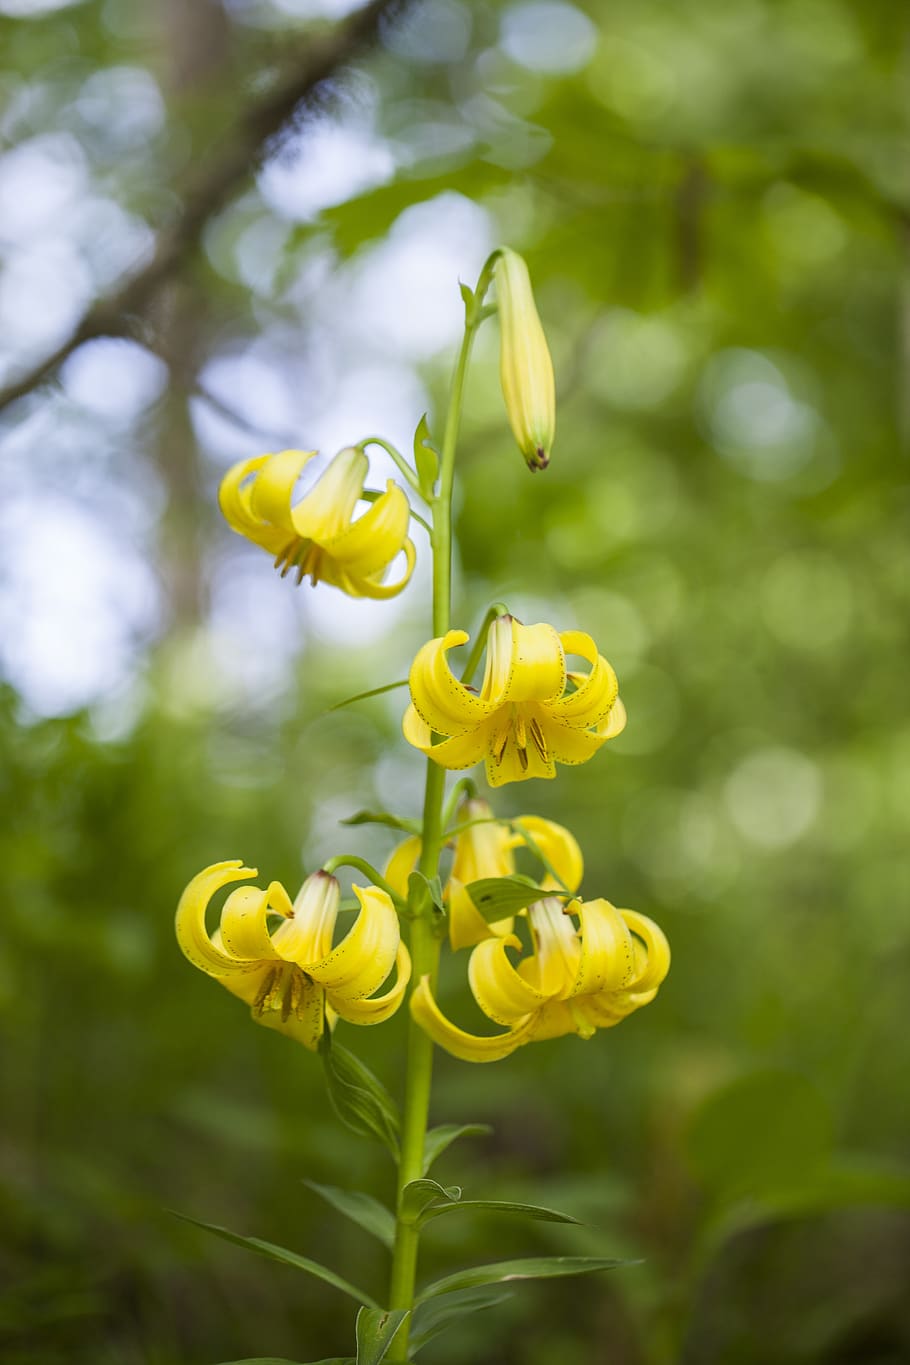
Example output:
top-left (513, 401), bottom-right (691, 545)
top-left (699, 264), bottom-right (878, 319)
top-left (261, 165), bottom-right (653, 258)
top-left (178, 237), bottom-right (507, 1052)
top-left (383, 835), bottom-right (422, 899)
top-left (218, 456), bottom-right (269, 532)
top-left (318, 481), bottom-right (410, 575)
top-left (408, 631), bottom-right (498, 737)
top-left (620, 909), bottom-right (671, 993)
top-left (248, 449), bottom-right (317, 531)
top-left (480, 617), bottom-right (566, 705)
top-left (331, 941), bottom-right (411, 1025)
top-left (571, 899), bottom-right (636, 998)
top-left (219, 884), bottom-right (283, 963)
top-left (290, 446), bottom-right (368, 541)
top-left (538, 718), bottom-right (610, 766)
top-left (468, 933), bottom-right (550, 1024)
top-left (338, 538), bottom-right (416, 599)
top-left (548, 632), bottom-right (619, 724)
top-left (403, 705), bottom-right (495, 771)
top-left (526, 997), bottom-right (595, 1041)
top-left (512, 815), bottom-right (584, 893)
top-left (410, 976), bottom-right (533, 1062)
top-left (175, 860), bottom-right (261, 977)
top-left (307, 885), bottom-right (400, 1000)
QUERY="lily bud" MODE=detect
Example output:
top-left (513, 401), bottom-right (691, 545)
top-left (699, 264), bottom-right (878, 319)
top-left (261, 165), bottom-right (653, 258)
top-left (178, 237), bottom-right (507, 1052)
top-left (494, 248), bottom-right (556, 472)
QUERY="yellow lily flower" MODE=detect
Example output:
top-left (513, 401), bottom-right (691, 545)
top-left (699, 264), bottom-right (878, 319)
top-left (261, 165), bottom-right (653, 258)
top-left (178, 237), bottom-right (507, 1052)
top-left (411, 896), bottom-right (669, 1063)
top-left (219, 446), bottom-right (416, 599)
top-left (494, 248), bottom-right (556, 472)
top-left (384, 800), bottom-right (583, 950)
top-left (176, 861), bottom-right (411, 1050)
top-left (403, 614), bottom-right (626, 787)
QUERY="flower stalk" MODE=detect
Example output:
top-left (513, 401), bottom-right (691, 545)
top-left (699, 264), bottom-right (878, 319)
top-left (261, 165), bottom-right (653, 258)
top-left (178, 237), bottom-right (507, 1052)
top-left (385, 258), bottom-right (498, 1361)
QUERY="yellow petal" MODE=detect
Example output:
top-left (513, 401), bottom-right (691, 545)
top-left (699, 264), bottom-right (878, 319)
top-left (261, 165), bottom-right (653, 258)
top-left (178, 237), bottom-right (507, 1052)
top-left (480, 617), bottom-right (566, 706)
top-left (271, 871), bottom-right (341, 965)
top-left (526, 997), bottom-right (595, 1041)
top-left (219, 884), bottom-right (283, 963)
top-left (331, 942), bottom-right (411, 1025)
top-left (410, 975), bottom-right (532, 1062)
top-left (538, 719), bottom-right (609, 766)
top-left (407, 631), bottom-right (498, 737)
top-left (319, 481), bottom-right (410, 576)
top-left (338, 537), bottom-right (416, 599)
top-left (218, 456), bottom-right (288, 553)
top-left (290, 446), bottom-right (368, 540)
top-left (571, 899), bottom-right (636, 998)
top-left (403, 705), bottom-right (495, 770)
top-left (598, 697), bottom-right (627, 740)
top-left (512, 815), bottom-right (583, 893)
top-left (620, 909), bottom-right (671, 993)
top-left (524, 898), bottom-right (581, 995)
top-left (175, 860), bottom-right (260, 978)
top-left (383, 835), bottom-right (422, 899)
top-left (248, 449), bottom-right (317, 531)
top-left (306, 885), bottom-right (400, 1001)
top-left (468, 933), bottom-right (550, 1024)
top-left (549, 631), bottom-right (618, 725)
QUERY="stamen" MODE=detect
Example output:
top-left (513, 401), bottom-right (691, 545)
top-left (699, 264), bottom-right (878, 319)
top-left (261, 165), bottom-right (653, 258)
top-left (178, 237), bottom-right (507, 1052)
top-left (494, 726), bottom-right (509, 765)
top-left (529, 717), bottom-right (548, 761)
top-left (253, 966), bottom-right (281, 1016)
top-left (517, 744), bottom-right (528, 772)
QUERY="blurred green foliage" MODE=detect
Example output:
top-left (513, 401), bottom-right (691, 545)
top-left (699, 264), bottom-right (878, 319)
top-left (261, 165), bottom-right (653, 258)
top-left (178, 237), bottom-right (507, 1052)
top-left (2, 0), bottom-right (910, 1362)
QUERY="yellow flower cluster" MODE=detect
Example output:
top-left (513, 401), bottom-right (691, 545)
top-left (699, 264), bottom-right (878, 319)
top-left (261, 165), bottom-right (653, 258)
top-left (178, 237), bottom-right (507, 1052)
top-left (178, 247), bottom-right (669, 1063)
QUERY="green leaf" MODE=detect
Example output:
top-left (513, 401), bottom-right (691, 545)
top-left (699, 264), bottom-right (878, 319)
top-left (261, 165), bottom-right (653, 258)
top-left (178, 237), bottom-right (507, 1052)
top-left (413, 414), bottom-right (439, 499)
top-left (420, 1198), bottom-right (581, 1227)
top-left (304, 1181), bottom-right (395, 1250)
top-left (340, 809), bottom-right (421, 835)
top-left (423, 1123), bottom-right (492, 1175)
top-left (465, 876), bottom-right (570, 921)
top-left (218, 1358), bottom-right (354, 1364)
top-left (417, 1255), bottom-right (629, 1304)
top-left (400, 1178), bottom-right (462, 1224)
top-left (320, 1034), bottom-right (400, 1160)
top-left (355, 1307), bottom-right (409, 1365)
top-left (173, 1213), bottom-right (378, 1308)
top-left (409, 1287), bottom-right (512, 1354)
top-left (325, 680), bottom-right (409, 714)
top-left (459, 281), bottom-right (474, 312)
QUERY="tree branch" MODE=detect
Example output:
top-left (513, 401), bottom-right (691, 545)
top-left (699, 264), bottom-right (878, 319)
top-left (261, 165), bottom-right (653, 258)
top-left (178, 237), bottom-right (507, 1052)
top-left (0, 0), bottom-right (403, 416)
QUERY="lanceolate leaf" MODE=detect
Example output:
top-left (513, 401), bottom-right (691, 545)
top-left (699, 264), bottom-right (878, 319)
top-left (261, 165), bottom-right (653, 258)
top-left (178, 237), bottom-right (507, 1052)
top-left (355, 1307), bottom-right (409, 1365)
top-left (340, 810), bottom-right (421, 835)
top-left (413, 414), bottom-right (439, 499)
top-left (419, 1198), bottom-right (581, 1227)
top-left (218, 1358), bottom-right (354, 1364)
top-left (422, 1123), bottom-right (492, 1175)
top-left (417, 1255), bottom-right (629, 1304)
top-left (326, 680), bottom-right (409, 713)
top-left (408, 1288), bottom-right (512, 1354)
top-left (465, 876), bottom-right (572, 921)
top-left (303, 1182), bottom-right (395, 1250)
top-left (320, 1035), bottom-right (400, 1161)
top-left (400, 1178), bottom-right (462, 1223)
top-left (173, 1213), bottom-right (379, 1308)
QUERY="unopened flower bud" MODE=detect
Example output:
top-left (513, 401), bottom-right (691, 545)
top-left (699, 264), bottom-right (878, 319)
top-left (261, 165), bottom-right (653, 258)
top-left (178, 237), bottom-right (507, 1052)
top-left (494, 248), bottom-right (555, 472)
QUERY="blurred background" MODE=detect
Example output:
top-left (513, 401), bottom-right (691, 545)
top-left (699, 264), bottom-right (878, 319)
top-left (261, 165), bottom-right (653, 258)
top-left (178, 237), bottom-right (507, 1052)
top-left (1, 0), bottom-right (909, 1361)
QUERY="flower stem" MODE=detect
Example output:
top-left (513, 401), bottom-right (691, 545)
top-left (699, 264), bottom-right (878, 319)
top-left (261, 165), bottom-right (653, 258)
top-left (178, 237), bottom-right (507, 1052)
top-left (386, 262), bottom-right (496, 1360)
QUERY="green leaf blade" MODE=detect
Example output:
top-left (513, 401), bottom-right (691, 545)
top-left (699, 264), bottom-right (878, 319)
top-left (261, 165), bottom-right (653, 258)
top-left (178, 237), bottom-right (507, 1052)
top-left (319, 1035), bottom-right (400, 1161)
top-left (417, 1255), bottom-right (630, 1304)
top-left (420, 1198), bottom-right (581, 1227)
top-left (465, 876), bottom-right (571, 921)
top-left (413, 414), bottom-right (439, 498)
top-left (304, 1181), bottom-right (395, 1250)
top-left (400, 1178), bottom-right (462, 1224)
top-left (340, 809), bottom-right (421, 835)
top-left (355, 1307), bottom-right (409, 1365)
top-left (174, 1213), bottom-right (378, 1308)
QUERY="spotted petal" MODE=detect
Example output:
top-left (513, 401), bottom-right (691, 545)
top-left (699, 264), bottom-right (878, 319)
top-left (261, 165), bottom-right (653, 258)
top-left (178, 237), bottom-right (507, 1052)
top-left (306, 885), bottom-right (401, 1001)
top-left (410, 976), bottom-right (535, 1062)
top-left (175, 860), bottom-right (260, 977)
top-left (407, 631), bottom-right (498, 737)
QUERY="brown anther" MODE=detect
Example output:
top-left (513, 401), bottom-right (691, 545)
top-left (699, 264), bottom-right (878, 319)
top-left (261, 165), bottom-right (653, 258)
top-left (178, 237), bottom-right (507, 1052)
top-left (529, 717), bottom-right (548, 761)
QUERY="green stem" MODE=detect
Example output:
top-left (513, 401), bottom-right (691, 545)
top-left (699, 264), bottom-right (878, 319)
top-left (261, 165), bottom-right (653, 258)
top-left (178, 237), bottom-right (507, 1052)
top-left (386, 263), bottom-right (496, 1360)
top-left (320, 855), bottom-right (406, 910)
top-left (360, 436), bottom-right (424, 497)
